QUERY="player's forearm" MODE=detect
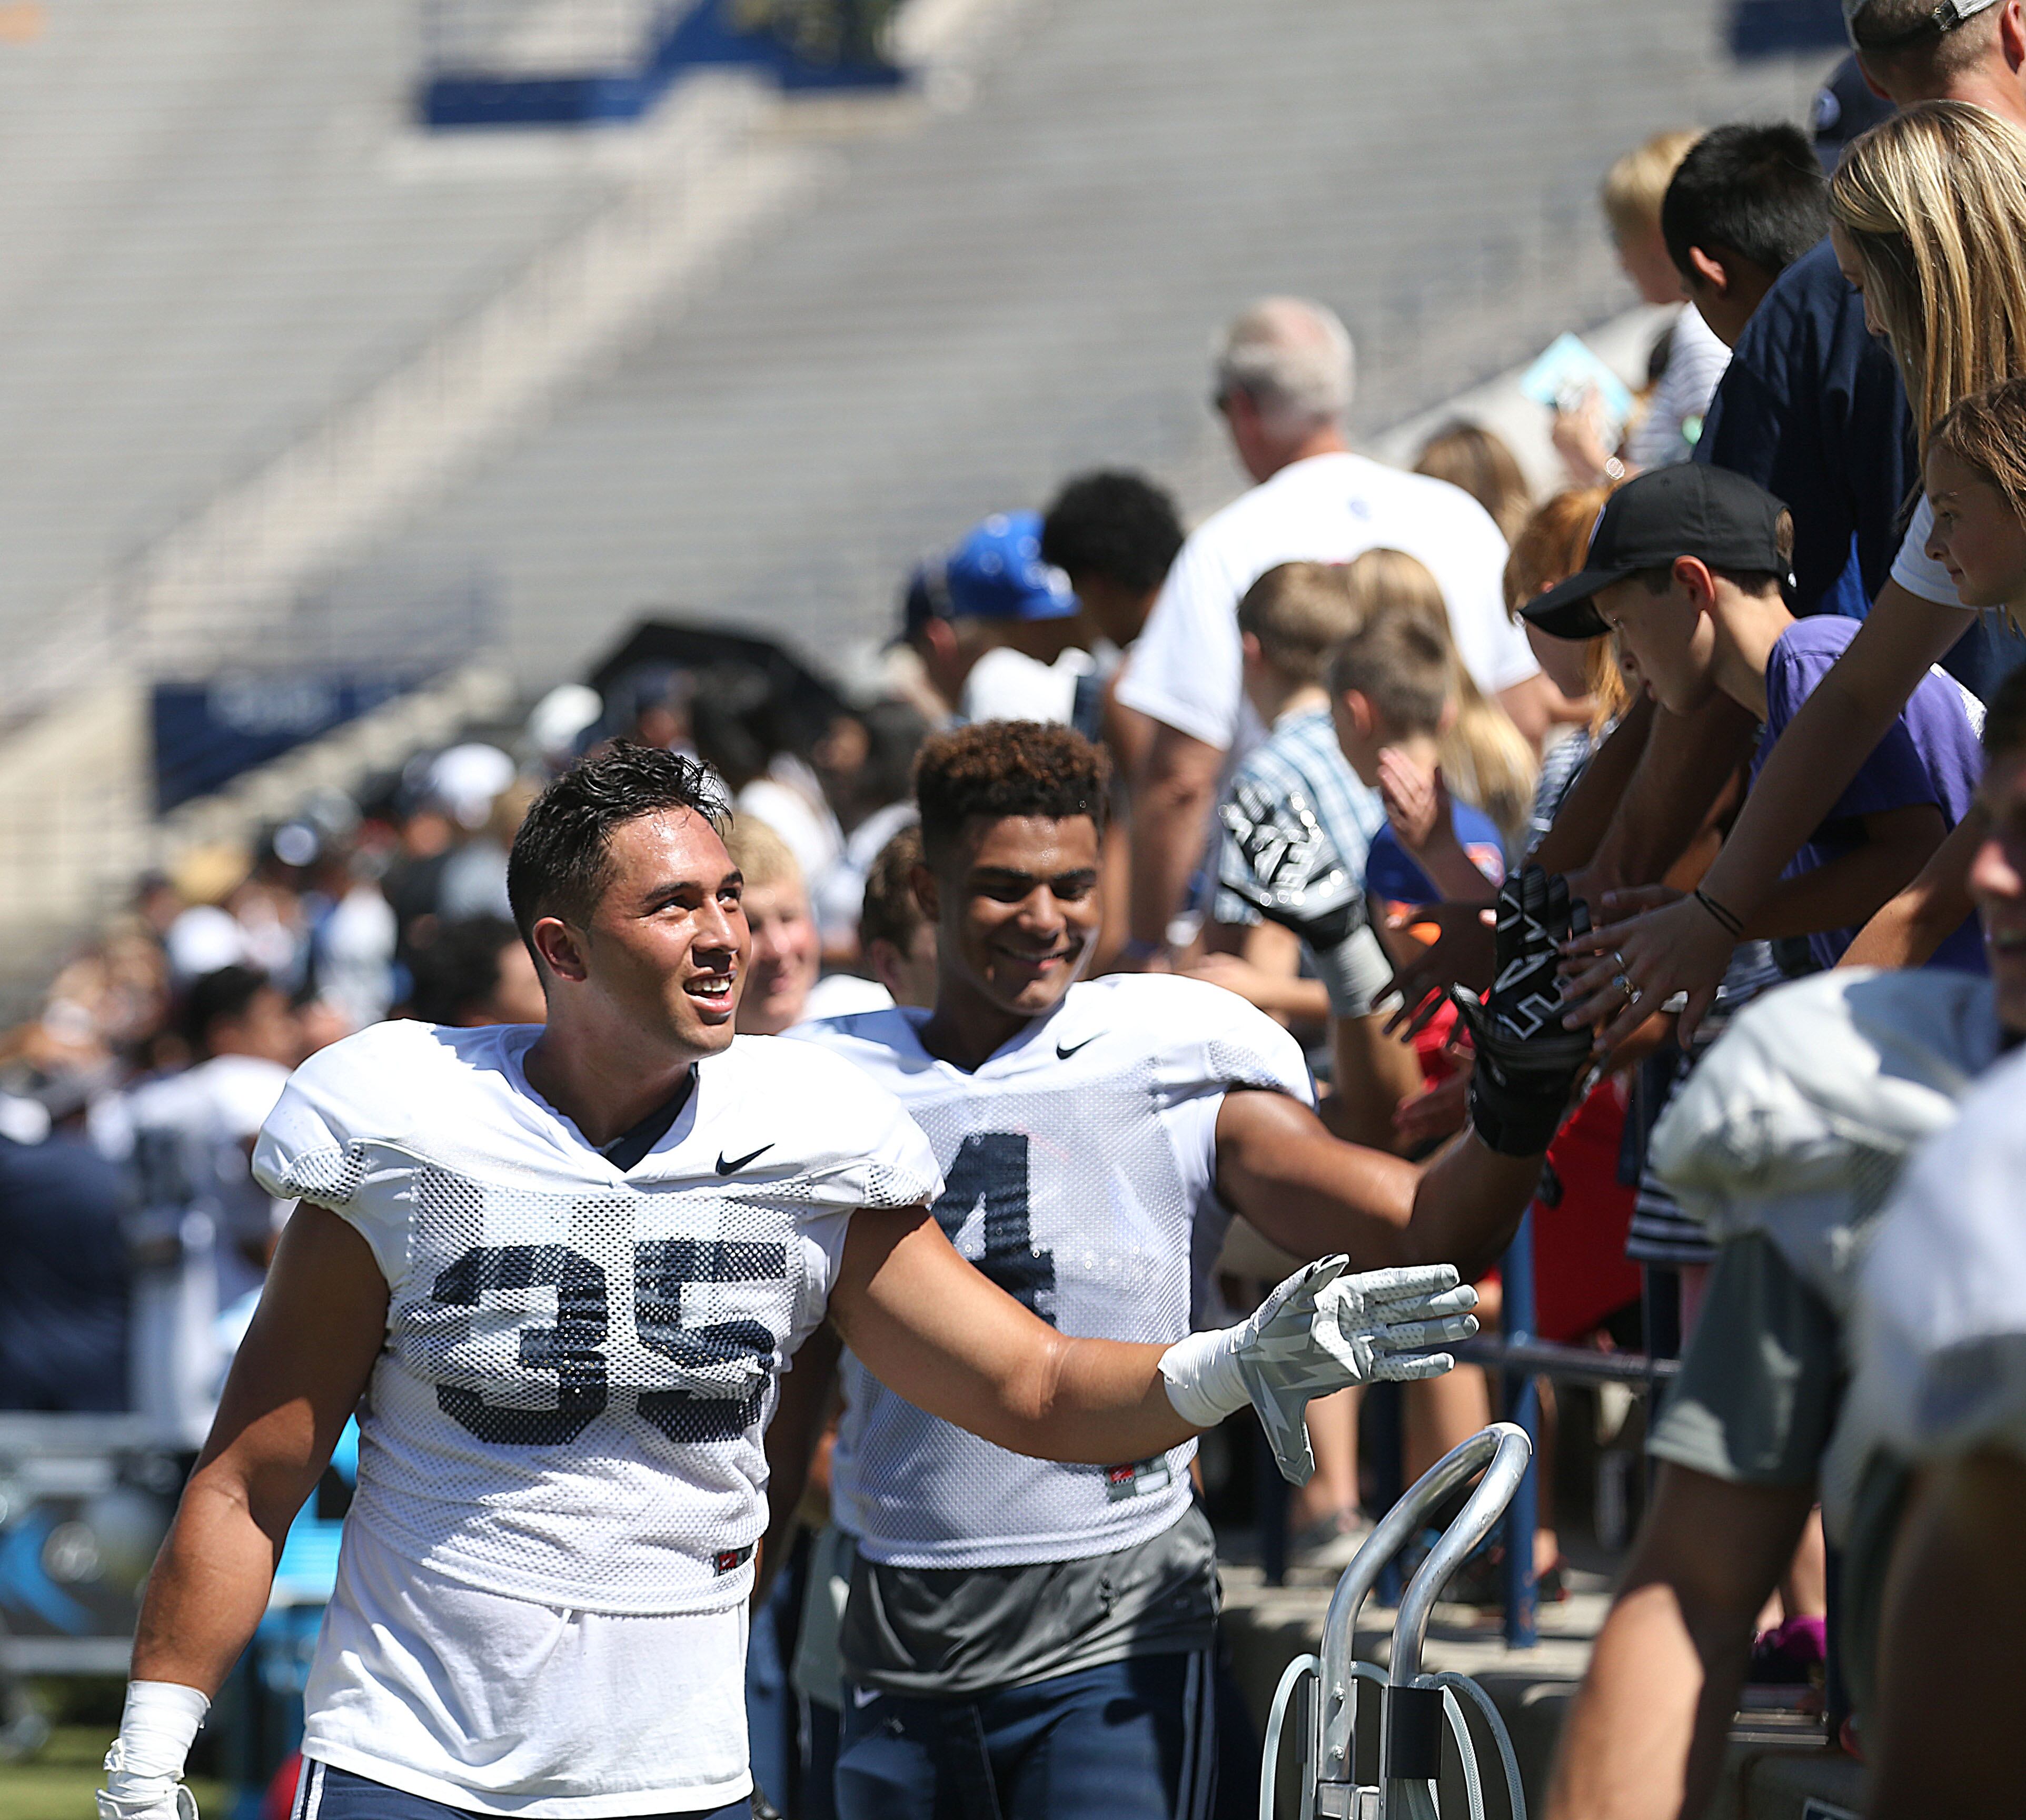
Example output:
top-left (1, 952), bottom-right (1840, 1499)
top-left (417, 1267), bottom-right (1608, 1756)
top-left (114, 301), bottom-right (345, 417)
top-left (1576, 695), bottom-right (1759, 895)
top-left (1401, 1133), bottom-right (1553, 1281)
top-left (984, 1334), bottom-right (1196, 1465)
top-left (130, 1473), bottom-right (287, 1695)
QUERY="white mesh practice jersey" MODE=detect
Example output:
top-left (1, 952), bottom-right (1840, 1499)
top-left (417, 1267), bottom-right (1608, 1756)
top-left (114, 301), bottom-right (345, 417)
top-left (252, 1020), bottom-right (941, 1615)
top-left (791, 975), bottom-right (1314, 1568)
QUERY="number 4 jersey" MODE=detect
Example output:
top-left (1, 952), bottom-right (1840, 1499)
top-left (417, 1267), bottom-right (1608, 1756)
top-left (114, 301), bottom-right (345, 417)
top-left (251, 1018), bottom-right (941, 1616)
top-left (791, 974), bottom-right (1314, 1569)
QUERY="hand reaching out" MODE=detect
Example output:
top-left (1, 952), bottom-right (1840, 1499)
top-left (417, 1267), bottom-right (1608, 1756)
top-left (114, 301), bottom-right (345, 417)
top-left (1557, 883), bottom-right (1732, 1054)
top-left (1378, 747), bottom-right (1447, 853)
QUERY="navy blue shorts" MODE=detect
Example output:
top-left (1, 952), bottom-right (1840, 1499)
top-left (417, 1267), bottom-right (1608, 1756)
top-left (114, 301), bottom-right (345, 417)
top-left (296, 1760), bottom-right (749, 1820)
top-left (835, 1649), bottom-right (1216, 1820)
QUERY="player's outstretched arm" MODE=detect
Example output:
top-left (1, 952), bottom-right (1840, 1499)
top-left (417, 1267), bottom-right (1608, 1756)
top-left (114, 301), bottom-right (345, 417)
top-left (827, 1207), bottom-right (1476, 1485)
top-left (103, 1206), bottom-right (388, 1820)
top-left (1218, 866), bottom-right (1594, 1282)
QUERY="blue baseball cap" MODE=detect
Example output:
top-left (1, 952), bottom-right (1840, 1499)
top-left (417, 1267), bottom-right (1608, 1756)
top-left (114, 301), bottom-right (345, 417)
top-left (943, 512), bottom-right (1080, 621)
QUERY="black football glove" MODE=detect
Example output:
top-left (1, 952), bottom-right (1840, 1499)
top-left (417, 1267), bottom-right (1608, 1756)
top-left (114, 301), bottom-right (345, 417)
top-left (1218, 778), bottom-right (1395, 1018)
top-left (1448, 866), bottom-right (1595, 1158)
top-left (1217, 777), bottom-right (1363, 945)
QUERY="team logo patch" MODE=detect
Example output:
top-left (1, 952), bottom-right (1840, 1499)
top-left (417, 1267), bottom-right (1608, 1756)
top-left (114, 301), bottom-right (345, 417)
top-left (1103, 1457), bottom-right (1174, 1503)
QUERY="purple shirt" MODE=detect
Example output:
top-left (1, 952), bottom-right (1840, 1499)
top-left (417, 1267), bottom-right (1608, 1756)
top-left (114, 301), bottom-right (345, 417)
top-left (1751, 615), bottom-right (1986, 973)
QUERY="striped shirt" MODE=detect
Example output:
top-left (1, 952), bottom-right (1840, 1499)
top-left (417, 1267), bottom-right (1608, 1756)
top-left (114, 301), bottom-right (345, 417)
top-left (1211, 707), bottom-right (1385, 927)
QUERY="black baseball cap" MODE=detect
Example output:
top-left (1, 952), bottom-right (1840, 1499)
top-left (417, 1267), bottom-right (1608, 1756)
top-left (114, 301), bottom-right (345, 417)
top-left (1522, 464), bottom-right (1792, 641)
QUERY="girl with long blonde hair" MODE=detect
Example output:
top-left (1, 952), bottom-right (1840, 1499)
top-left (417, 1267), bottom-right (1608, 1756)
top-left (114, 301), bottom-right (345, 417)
top-left (1570, 101), bottom-right (2026, 1041)
top-left (1343, 547), bottom-right (1541, 854)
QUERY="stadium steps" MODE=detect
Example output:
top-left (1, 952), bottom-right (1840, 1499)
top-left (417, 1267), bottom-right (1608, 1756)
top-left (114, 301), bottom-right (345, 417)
top-left (0, 0), bottom-right (1834, 1011)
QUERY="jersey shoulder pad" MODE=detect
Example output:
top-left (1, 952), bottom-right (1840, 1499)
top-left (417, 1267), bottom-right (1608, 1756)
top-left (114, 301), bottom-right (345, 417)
top-left (1652, 968), bottom-right (1996, 1216)
top-left (716, 1036), bottom-right (942, 1209)
top-left (251, 1018), bottom-right (476, 1207)
top-left (1076, 974), bottom-right (1315, 1106)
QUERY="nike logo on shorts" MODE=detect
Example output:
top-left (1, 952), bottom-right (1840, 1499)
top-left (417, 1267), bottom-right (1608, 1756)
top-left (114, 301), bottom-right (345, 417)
top-left (850, 1684), bottom-right (882, 1708)
top-left (716, 1143), bottom-right (775, 1175)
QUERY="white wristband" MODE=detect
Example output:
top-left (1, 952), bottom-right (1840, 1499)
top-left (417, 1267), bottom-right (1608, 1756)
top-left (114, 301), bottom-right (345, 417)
top-left (1158, 1328), bottom-right (1246, 1429)
top-left (105, 1681), bottom-right (208, 1789)
top-left (1311, 925), bottom-right (1398, 1021)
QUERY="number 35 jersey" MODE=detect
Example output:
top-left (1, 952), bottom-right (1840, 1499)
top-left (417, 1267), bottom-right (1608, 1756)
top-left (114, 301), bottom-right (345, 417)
top-left (251, 1018), bottom-right (941, 1615)
top-left (792, 974), bottom-right (1314, 1569)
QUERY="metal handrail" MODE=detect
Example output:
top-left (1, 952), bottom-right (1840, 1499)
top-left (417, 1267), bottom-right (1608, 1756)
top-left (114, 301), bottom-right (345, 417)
top-left (1312, 1422), bottom-right (1531, 1796)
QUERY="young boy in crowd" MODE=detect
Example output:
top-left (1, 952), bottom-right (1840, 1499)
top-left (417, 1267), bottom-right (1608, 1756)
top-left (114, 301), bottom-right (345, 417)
top-left (1200, 563), bottom-right (1422, 1127)
top-left (1525, 463), bottom-right (1985, 973)
top-left (1660, 121), bottom-right (1830, 349)
top-left (856, 824), bottom-right (938, 1012)
top-left (1327, 611), bottom-right (1508, 913)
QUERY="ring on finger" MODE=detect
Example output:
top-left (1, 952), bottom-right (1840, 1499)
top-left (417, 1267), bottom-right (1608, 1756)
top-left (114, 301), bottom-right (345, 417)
top-left (1612, 972), bottom-right (1633, 998)
top-left (1613, 949), bottom-right (1628, 971)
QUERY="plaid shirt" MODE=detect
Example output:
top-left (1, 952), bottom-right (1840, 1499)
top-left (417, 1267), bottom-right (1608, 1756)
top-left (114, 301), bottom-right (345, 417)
top-left (1211, 706), bottom-right (1385, 926)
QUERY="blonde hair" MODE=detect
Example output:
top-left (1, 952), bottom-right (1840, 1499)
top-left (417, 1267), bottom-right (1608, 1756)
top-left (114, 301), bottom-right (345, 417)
top-left (1237, 561), bottom-right (1359, 684)
top-left (1601, 128), bottom-right (1703, 245)
top-left (1413, 420), bottom-right (1535, 542)
top-left (1341, 549), bottom-right (1540, 848)
top-left (1503, 487), bottom-right (1632, 731)
top-left (1831, 102), bottom-right (2026, 468)
top-left (723, 816), bottom-right (804, 894)
top-left (1932, 376), bottom-right (2026, 630)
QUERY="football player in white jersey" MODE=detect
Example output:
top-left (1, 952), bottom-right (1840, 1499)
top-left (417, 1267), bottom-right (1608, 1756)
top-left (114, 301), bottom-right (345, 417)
top-left (97, 745), bottom-right (1481, 1820)
top-left (782, 721), bottom-right (1596, 1820)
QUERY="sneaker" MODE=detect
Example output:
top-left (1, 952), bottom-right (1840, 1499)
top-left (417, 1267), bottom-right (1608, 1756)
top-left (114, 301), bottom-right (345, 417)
top-left (1287, 1507), bottom-right (1374, 1570)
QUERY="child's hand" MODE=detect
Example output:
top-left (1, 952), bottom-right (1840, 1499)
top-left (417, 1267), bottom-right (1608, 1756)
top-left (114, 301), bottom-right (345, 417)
top-left (1378, 748), bottom-right (1449, 854)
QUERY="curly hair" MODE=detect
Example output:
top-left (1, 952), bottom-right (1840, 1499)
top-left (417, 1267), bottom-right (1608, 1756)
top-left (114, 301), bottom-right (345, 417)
top-left (1040, 471), bottom-right (1185, 594)
top-left (913, 721), bottom-right (1110, 865)
top-left (508, 742), bottom-right (730, 947)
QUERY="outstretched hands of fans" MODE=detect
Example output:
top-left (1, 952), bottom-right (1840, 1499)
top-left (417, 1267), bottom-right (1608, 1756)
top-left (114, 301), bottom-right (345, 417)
top-left (1556, 882), bottom-right (1731, 1053)
top-left (1159, 1257), bottom-right (1479, 1485)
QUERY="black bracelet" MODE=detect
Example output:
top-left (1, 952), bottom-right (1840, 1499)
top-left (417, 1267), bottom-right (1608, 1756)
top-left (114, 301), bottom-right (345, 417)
top-left (1693, 887), bottom-right (1745, 939)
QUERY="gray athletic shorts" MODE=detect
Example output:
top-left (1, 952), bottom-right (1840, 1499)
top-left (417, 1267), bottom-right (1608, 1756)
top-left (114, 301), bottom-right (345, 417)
top-left (1647, 1233), bottom-right (1841, 1487)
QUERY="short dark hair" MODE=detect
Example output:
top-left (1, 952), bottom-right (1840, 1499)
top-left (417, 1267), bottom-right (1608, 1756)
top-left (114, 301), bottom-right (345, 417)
top-left (178, 965), bottom-right (271, 1053)
top-left (1039, 472), bottom-right (1185, 595)
top-left (1851, 0), bottom-right (2004, 73)
top-left (1325, 612), bottom-right (1452, 736)
top-left (1986, 661), bottom-right (2026, 761)
top-left (406, 916), bottom-right (521, 1025)
top-left (507, 743), bottom-right (730, 949)
top-left (1661, 122), bottom-right (1829, 281)
top-left (913, 721), bottom-right (1110, 866)
top-left (859, 824), bottom-right (927, 953)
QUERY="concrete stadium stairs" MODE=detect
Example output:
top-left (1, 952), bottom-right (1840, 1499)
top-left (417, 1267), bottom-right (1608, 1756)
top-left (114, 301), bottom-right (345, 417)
top-left (0, 0), bottom-right (1836, 1006)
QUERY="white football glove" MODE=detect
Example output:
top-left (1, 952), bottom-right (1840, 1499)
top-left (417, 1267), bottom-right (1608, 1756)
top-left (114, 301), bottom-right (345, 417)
top-left (1160, 1258), bottom-right (1478, 1483)
top-left (98, 1683), bottom-right (207, 1820)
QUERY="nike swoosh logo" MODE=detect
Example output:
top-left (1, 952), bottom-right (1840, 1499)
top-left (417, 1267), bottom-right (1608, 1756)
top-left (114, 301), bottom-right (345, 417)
top-left (1055, 1034), bottom-right (1100, 1060)
top-left (850, 1684), bottom-right (882, 1709)
top-left (716, 1143), bottom-right (775, 1176)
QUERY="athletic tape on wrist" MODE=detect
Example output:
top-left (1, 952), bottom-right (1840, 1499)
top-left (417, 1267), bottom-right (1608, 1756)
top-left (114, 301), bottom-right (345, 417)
top-left (1310, 925), bottom-right (1396, 1020)
top-left (107, 1682), bottom-right (208, 1788)
top-left (1158, 1328), bottom-right (1246, 1428)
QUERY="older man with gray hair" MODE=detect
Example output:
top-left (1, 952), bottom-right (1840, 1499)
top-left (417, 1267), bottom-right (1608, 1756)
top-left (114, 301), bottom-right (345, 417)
top-left (1115, 296), bottom-right (1548, 965)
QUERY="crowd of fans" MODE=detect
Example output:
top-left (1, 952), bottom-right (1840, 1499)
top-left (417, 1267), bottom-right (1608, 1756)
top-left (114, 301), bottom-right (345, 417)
top-left (12, 5), bottom-right (2026, 1811)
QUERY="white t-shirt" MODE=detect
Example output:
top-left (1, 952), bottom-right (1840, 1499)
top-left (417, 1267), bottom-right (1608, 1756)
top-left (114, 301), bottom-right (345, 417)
top-left (252, 1020), bottom-right (942, 1814)
top-left (958, 645), bottom-right (1095, 726)
top-left (1624, 304), bottom-right (1731, 472)
top-left (790, 974), bottom-right (1313, 1568)
top-left (1116, 451), bottom-right (1535, 754)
